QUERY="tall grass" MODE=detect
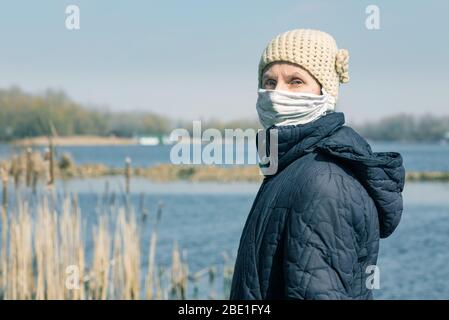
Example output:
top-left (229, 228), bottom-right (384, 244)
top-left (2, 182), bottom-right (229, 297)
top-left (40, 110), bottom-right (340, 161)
top-left (0, 191), bottom-right (235, 299)
top-left (0, 151), bottom-right (235, 300)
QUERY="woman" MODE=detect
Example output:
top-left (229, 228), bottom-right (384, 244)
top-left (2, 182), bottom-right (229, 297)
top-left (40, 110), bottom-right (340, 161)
top-left (230, 29), bottom-right (405, 300)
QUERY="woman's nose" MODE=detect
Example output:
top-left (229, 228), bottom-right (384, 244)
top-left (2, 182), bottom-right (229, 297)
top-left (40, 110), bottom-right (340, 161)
top-left (275, 81), bottom-right (288, 91)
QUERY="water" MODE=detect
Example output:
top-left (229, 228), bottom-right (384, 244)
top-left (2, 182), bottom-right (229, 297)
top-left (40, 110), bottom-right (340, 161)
top-left (2, 141), bottom-right (449, 299)
top-left (374, 182), bottom-right (449, 299)
top-left (2, 141), bottom-right (449, 171)
top-left (0, 144), bottom-right (172, 168)
top-left (369, 141), bottom-right (449, 172)
top-left (54, 179), bottom-right (449, 299)
top-left (57, 178), bottom-right (260, 274)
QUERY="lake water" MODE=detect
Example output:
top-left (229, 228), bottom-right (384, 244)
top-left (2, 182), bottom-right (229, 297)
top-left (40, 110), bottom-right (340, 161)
top-left (1, 140), bottom-right (449, 171)
top-left (48, 179), bottom-right (449, 299)
top-left (1, 141), bottom-right (449, 299)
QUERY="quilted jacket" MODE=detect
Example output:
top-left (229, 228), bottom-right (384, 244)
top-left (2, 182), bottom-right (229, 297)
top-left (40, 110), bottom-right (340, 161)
top-left (229, 111), bottom-right (405, 300)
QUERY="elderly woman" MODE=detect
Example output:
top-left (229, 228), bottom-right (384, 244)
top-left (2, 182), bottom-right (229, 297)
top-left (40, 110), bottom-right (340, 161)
top-left (230, 29), bottom-right (405, 300)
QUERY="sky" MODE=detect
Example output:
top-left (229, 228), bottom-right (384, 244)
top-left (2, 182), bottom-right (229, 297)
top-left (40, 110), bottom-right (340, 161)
top-left (0, 0), bottom-right (448, 125)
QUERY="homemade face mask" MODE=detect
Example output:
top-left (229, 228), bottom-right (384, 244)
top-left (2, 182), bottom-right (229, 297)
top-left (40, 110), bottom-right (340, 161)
top-left (256, 87), bottom-right (336, 129)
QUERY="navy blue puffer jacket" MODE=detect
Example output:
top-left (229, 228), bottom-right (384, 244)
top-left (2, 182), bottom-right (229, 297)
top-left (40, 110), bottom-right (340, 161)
top-left (230, 111), bottom-right (405, 300)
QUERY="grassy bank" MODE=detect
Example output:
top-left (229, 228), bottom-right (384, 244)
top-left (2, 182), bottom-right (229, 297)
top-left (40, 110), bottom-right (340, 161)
top-left (1, 150), bottom-right (448, 183)
top-left (405, 171), bottom-right (449, 182)
top-left (12, 136), bottom-right (137, 146)
top-left (71, 164), bottom-right (449, 183)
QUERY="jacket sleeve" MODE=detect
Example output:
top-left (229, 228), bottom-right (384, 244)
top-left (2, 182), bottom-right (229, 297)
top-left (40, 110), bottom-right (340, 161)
top-left (282, 171), bottom-right (362, 299)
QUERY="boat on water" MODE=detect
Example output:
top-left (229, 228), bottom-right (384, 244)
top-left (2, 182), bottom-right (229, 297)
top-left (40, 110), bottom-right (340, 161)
top-left (137, 136), bottom-right (159, 146)
top-left (440, 131), bottom-right (449, 145)
top-left (137, 135), bottom-right (174, 145)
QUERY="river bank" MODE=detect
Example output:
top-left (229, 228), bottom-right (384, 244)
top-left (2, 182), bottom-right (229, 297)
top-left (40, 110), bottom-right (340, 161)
top-left (2, 158), bottom-right (448, 183)
top-left (66, 164), bottom-right (449, 182)
top-left (12, 135), bottom-right (137, 146)
top-left (1, 146), bottom-right (449, 183)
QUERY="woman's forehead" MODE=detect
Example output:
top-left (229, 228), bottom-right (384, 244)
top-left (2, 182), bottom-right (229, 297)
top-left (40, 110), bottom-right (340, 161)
top-left (262, 62), bottom-right (308, 77)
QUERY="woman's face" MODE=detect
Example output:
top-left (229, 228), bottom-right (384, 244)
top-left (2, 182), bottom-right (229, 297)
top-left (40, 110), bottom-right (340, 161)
top-left (261, 62), bottom-right (322, 94)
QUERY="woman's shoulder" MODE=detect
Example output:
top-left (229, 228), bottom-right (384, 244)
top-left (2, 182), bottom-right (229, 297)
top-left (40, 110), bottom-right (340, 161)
top-left (285, 149), bottom-right (356, 184)
top-left (286, 151), bottom-right (368, 202)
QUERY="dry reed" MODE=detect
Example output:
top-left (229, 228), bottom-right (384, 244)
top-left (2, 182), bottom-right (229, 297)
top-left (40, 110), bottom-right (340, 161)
top-left (0, 189), bottom-right (232, 300)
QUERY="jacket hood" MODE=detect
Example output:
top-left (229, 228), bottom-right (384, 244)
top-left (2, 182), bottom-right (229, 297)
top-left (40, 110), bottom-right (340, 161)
top-left (260, 111), bottom-right (405, 238)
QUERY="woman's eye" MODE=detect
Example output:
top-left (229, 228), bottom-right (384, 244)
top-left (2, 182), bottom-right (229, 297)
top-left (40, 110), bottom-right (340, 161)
top-left (264, 79), bottom-right (276, 88)
top-left (290, 78), bottom-right (303, 86)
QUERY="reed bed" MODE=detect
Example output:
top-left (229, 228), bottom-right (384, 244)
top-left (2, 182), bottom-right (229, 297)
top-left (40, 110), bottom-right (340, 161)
top-left (0, 151), bottom-right (235, 300)
top-left (0, 191), bottom-right (234, 300)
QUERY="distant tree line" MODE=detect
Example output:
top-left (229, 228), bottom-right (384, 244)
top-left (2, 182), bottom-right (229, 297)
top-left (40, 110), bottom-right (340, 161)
top-left (0, 87), bottom-right (448, 142)
top-left (0, 86), bottom-right (172, 141)
top-left (353, 113), bottom-right (449, 142)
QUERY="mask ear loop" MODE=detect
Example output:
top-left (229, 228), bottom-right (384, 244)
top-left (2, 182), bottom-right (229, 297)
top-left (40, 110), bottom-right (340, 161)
top-left (319, 87), bottom-right (337, 115)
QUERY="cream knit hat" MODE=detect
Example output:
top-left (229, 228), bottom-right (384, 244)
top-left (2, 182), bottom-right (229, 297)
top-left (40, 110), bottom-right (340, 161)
top-left (258, 29), bottom-right (349, 100)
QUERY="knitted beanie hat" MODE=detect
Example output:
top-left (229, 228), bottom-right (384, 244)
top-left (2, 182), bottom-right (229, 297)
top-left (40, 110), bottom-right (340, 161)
top-left (258, 29), bottom-right (349, 100)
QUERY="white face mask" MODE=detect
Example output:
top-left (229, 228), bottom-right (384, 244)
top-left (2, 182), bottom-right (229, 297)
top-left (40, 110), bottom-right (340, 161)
top-left (256, 87), bottom-right (336, 129)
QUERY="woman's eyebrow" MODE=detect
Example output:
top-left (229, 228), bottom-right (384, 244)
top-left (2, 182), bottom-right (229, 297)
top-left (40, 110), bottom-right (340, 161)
top-left (262, 73), bottom-right (275, 80)
top-left (289, 71), bottom-right (305, 78)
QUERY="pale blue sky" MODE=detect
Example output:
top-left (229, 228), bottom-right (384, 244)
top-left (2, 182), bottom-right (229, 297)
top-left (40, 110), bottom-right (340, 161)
top-left (1, 0), bottom-right (448, 124)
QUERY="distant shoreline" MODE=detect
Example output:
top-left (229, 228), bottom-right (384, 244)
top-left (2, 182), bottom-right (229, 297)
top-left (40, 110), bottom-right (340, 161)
top-left (12, 135), bottom-right (137, 146)
top-left (1, 147), bottom-right (448, 182)
top-left (7, 136), bottom-right (449, 147)
top-left (60, 165), bottom-right (449, 183)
